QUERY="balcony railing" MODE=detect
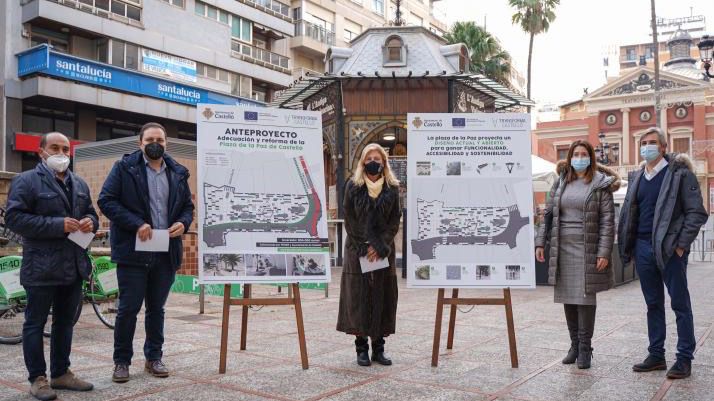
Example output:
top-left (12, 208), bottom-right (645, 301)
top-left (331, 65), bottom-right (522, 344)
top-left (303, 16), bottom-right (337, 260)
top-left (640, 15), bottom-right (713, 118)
top-left (294, 20), bottom-right (335, 46)
top-left (43, 0), bottom-right (143, 28)
top-left (614, 158), bottom-right (707, 178)
top-left (239, 0), bottom-right (290, 19)
top-left (231, 41), bottom-right (290, 73)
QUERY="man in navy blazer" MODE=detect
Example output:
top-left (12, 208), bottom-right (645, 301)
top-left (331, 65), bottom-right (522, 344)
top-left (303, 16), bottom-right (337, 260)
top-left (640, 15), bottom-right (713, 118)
top-left (6, 132), bottom-right (98, 400)
top-left (98, 122), bottom-right (194, 383)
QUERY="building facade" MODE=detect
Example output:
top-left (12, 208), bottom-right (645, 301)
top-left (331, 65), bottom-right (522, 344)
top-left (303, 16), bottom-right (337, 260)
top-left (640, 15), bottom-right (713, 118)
top-left (1, 0), bottom-right (298, 172)
top-left (0, 0), bottom-right (448, 174)
top-left (534, 30), bottom-right (714, 211)
top-left (618, 14), bottom-right (706, 71)
top-left (286, 0), bottom-right (448, 78)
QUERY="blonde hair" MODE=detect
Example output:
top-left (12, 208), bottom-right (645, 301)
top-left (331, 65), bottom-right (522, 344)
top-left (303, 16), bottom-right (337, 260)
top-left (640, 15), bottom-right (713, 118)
top-left (351, 143), bottom-right (400, 187)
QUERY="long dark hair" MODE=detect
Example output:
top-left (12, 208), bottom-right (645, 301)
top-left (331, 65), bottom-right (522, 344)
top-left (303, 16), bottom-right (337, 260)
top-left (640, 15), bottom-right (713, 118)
top-left (565, 140), bottom-right (597, 184)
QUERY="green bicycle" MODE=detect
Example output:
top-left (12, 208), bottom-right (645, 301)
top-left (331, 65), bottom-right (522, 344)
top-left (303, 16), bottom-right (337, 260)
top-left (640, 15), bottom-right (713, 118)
top-left (0, 254), bottom-right (120, 344)
top-left (0, 211), bottom-right (119, 344)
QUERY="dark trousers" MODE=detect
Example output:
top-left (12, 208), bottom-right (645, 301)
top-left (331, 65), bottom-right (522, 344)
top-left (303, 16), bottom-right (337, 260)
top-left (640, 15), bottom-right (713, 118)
top-left (23, 280), bottom-right (83, 382)
top-left (634, 238), bottom-right (695, 361)
top-left (113, 255), bottom-right (175, 365)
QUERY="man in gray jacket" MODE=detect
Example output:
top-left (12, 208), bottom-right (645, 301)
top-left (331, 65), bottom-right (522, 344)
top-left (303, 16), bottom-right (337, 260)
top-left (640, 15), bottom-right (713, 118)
top-left (618, 127), bottom-right (707, 379)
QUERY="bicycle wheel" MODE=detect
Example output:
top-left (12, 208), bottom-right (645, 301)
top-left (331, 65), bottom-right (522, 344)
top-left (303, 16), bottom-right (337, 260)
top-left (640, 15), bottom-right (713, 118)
top-left (43, 301), bottom-right (83, 337)
top-left (0, 302), bottom-right (25, 345)
top-left (89, 277), bottom-right (118, 329)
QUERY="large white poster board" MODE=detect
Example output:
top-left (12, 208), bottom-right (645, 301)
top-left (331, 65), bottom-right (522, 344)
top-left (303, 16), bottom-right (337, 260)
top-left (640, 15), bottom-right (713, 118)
top-left (197, 105), bottom-right (330, 284)
top-left (406, 113), bottom-right (535, 289)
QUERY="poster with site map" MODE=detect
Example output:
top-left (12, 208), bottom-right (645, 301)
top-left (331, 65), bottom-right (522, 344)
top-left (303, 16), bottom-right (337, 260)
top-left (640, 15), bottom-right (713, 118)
top-left (406, 113), bottom-right (535, 289)
top-left (197, 105), bottom-right (330, 284)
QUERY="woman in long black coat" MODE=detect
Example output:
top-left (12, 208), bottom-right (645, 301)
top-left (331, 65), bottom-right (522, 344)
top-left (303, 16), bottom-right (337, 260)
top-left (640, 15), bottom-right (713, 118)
top-left (336, 143), bottom-right (401, 367)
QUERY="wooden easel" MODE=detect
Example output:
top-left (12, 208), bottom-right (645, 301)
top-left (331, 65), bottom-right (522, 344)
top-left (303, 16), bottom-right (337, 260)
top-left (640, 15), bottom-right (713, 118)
top-left (431, 288), bottom-right (518, 368)
top-left (218, 283), bottom-right (309, 372)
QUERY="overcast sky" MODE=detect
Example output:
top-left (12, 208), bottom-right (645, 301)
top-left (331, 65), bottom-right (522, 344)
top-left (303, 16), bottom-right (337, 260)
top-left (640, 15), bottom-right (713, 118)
top-left (443, 0), bottom-right (714, 106)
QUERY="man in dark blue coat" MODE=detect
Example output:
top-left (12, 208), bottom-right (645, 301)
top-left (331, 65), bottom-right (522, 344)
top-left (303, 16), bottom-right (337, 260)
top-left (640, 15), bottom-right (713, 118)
top-left (98, 122), bottom-right (194, 383)
top-left (619, 127), bottom-right (708, 379)
top-left (6, 132), bottom-right (98, 400)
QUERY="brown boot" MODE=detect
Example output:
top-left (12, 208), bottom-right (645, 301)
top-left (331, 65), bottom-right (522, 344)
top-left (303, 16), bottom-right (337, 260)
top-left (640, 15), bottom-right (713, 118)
top-left (50, 369), bottom-right (93, 391)
top-left (30, 376), bottom-right (57, 401)
top-left (145, 360), bottom-right (169, 378)
top-left (112, 364), bottom-right (130, 383)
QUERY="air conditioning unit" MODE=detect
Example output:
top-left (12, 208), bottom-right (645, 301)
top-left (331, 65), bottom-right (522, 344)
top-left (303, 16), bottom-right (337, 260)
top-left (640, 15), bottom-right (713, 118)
top-left (79, 4), bottom-right (93, 13)
top-left (96, 9), bottom-right (110, 18)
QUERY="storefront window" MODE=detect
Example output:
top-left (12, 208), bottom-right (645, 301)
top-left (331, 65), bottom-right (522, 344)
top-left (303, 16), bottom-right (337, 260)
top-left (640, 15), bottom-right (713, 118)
top-left (96, 38), bottom-right (109, 63)
top-left (22, 113), bottom-right (75, 138)
top-left (111, 41), bottom-right (125, 67)
top-left (125, 43), bottom-right (139, 70)
top-left (22, 115), bottom-right (53, 135)
top-left (110, 40), bottom-right (139, 70)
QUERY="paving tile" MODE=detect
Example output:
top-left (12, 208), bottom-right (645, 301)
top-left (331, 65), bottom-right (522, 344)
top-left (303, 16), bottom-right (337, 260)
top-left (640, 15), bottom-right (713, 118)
top-left (508, 372), bottom-right (598, 401)
top-left (0, 386), bottom-right (24, 401)
top-left (321, 378), bottom-right (488, 401)
top-left (574, 378), bottom-right (661, 401)
top-left (135, 383), bottom-right (275, 401)
top-left (662, 384), bottom-right (714, 401)
top-left (217, 364), bottom-right (371, 400)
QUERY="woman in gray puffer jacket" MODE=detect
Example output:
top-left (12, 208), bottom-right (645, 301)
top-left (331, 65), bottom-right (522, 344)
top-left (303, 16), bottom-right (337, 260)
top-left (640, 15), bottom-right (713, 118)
top-left (535, 140), bottom-right (621, 370)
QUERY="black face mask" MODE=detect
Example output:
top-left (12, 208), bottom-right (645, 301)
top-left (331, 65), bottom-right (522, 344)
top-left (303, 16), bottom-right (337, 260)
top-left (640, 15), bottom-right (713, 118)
top-left (144, 142), bottom-right (165, 160)
top-left (364, 161), bottom-right (383, 175)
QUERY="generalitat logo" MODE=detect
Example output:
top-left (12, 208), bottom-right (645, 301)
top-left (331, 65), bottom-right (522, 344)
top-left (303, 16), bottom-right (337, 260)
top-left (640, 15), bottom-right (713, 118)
top-left (412, 116), bottom-right (423, 129)
top-left (244, 111), bottom-right (258, 121)
top-left (452, 118), bottom-right (466, 128)
top-left (202, 107), bottom-right (214, 120)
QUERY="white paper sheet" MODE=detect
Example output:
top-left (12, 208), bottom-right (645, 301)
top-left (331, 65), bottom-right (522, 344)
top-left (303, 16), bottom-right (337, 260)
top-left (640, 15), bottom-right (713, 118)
top-left (68, 231), bottom-right (95, 249)
top-left (96, 269), bottom-right (119, 294)
top-left (0, 269), bottom-right (23, 298)
top-left (135, 230), bottom-right (170, 252)
top-left (359, 257), bottom-right (389, 273)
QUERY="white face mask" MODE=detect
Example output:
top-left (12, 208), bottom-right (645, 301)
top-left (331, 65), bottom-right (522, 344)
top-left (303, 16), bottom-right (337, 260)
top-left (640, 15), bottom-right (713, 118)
top-left (44, 153), bottom-right (70, 173)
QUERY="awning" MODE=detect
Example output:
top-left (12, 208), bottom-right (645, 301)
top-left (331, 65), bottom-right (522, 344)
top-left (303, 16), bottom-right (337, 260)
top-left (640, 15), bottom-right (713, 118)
top-left (270, 71), bottom-right (534, 111)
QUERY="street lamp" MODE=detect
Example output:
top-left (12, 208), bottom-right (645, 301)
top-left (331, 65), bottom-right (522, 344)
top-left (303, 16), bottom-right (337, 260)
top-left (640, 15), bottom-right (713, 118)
top-left (595, 132), bottom-right (611, 165)
top-left (698, 34), bottom-right (714, 79)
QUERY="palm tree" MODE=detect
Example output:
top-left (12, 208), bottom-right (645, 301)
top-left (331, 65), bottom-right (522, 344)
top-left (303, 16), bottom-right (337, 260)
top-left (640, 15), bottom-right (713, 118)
top-left (444, 21), bottom-right (513, 87)
top-left (220, 254), bottom-right (241, 272)
top-left (509, 0), bottom-right (560, 109)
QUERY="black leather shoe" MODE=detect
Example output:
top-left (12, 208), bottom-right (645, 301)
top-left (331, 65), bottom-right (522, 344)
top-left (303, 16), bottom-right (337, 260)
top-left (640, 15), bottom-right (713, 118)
top-left (577, 345), bottom-right (592, 369)
top-left (562, 346), bottom-right (578, 365)
top-left (357, 351), bottom-right (371, 366)
top-left (371, 351), bottom-right (392, 366)
top-left (666, 358), bottom-right (691, 379)
top-left (632, 355), bottom-right (667, 372)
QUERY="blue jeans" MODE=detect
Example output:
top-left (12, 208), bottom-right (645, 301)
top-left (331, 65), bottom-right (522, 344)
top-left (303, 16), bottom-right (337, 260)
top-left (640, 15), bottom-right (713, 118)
top-left (23, 280), bottom-right (83, 382)
top-left (113, 255), bottom-right (175, 365)
top-left (634, 238), bottom-right (695, 361)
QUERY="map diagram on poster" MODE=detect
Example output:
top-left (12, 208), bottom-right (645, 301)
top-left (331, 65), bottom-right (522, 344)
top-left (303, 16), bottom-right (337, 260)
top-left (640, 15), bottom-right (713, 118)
top-left (407, 113), bottom-right (535, 289)
top-left (202, 153), bottom-right (321, 247)
top-left (197, 105), bottom-right (330, 284)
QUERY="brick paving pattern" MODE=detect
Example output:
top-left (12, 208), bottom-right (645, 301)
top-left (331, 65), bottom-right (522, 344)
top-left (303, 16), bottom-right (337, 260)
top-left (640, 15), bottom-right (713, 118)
top-left (1, 261), bottom-right (713, 401)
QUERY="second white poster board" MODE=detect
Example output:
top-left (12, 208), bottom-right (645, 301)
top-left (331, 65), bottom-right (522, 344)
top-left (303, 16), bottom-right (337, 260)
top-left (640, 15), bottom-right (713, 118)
top-left (406, 113), bottom-right (535, 289)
